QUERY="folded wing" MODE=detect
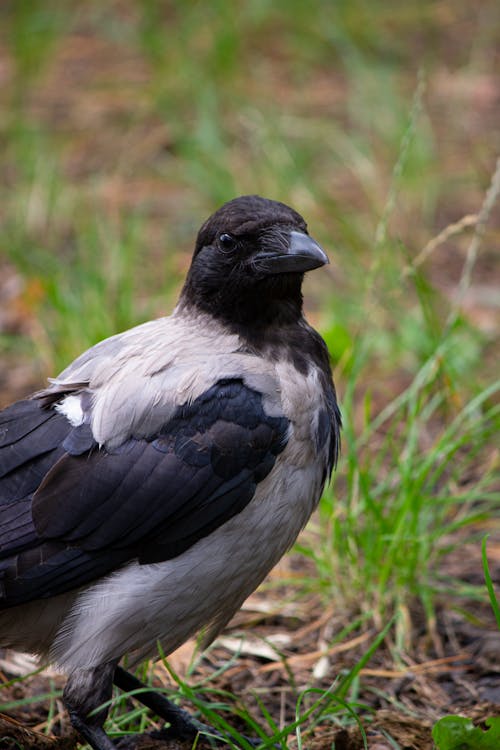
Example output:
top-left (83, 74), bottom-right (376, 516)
top-left (0, 379), bottom-right (288, 607)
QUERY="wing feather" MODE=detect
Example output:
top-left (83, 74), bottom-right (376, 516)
top-left (0, 379), bottom-right (288, 607)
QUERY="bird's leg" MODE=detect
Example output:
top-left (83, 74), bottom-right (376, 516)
top-left (114, 666), bottom-right (270, 748)
top-left (114, 666), bottom-right (213, 741)
top-left (64, 661), bottom-right (118, 750)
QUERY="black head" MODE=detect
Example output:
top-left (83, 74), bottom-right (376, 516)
top-left (180, 195), bottom-right (328, 332)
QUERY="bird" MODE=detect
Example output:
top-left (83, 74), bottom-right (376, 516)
top-left (0, 194), bottom-right (341, 749)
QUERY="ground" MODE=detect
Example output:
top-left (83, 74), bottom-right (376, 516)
top-left (1, 538), bottom-right (499, 749)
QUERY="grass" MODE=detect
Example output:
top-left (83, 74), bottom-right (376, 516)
top-left (309, 157), bottom-right (500, 640)
top-left (0, 1), bottom-right (499, 748)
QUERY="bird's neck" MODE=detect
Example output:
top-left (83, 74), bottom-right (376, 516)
top-left (179, 274), bottom-right (305, 334)
top-left (177, 281), bottom-right (331, 378)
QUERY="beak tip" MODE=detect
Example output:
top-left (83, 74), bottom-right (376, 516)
top-left (289, 231), bottom-right (329, 270)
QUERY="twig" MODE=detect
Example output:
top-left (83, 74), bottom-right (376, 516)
top-left (446, 155), bottom-right (500, 330)
top-left (408, 213), bottom-right (479, 271)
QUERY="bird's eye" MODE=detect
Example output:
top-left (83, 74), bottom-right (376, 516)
top-left (218, 233), bottom-right (237, 252)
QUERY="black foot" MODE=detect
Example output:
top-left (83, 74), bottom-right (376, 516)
top-left (68, 709), bottom-right (117, 750)
top-left (64, 662), bottom-right (119, 750)
top-left (114, 726), bottom-right (270, 749)
top-left (114, 666), bottom-right (211, 742)
top-left (150, 725), bottom-right (270, 748)
top-left (113, 667), bottom-right (274, 748)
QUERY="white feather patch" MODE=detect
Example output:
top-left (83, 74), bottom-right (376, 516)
top-left (55, 395), bottom-right (85, 426)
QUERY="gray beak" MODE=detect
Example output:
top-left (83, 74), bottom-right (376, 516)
top-left (255, 231), bottom-right (329, 275)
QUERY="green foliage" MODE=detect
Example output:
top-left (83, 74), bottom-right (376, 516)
top-left (482, 536), bottom-right (500, 631)
top-left (5, 0), bottom-right (67, 85)
top-left (113, 646), bottom-right (371, 749)
top-left (432, 716), bottom-right (500, 750)
top-left (314, 356), bottom-right (499, 622)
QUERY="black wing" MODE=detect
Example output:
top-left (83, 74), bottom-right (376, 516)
top-left (0, 379), bottom-right (288, 607)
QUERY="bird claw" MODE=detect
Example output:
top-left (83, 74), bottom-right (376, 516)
top-left (146, 721), bottom-right (277, 749)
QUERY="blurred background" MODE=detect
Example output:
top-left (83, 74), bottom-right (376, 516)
top-left (0, 1), bottom-right (497, 387)
top-left (0, 2), bottom-right (499, 748)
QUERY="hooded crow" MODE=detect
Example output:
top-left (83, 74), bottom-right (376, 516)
top-left (0, 195), bottom-right (341, 749)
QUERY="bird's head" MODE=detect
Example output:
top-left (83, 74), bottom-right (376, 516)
top-left (180, 195), bottom-right (328, 330)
